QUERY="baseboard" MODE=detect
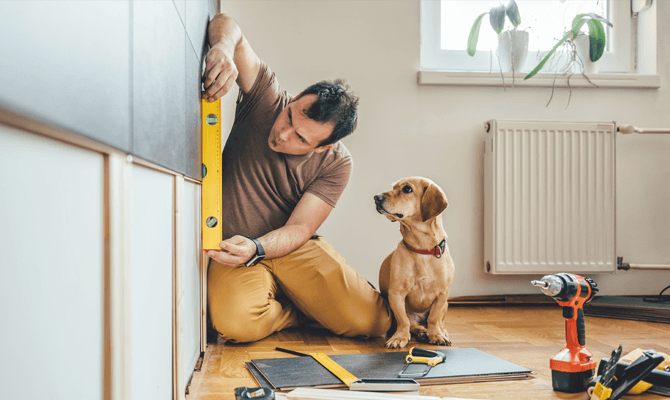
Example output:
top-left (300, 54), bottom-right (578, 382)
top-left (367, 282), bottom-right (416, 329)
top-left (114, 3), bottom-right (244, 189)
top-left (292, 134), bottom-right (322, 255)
top-left (449, 294), bottom-right (555, 306)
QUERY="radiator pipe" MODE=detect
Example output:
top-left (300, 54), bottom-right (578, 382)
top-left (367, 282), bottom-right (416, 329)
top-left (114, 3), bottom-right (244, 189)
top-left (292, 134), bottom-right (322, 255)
top-left (617, 257), bottom-right (670, 271)
top-left (617, 124), bottom-right (670, 134)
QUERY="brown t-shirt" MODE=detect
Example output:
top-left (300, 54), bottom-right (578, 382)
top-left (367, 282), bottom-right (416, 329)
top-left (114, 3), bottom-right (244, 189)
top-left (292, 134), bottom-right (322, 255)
top-left (220, 62), bottom-right (353, 240)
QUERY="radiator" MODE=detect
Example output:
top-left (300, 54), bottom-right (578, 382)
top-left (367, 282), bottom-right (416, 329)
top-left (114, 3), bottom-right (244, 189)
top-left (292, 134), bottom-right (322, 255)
top-left (484, 120), bottom-right (616, 274)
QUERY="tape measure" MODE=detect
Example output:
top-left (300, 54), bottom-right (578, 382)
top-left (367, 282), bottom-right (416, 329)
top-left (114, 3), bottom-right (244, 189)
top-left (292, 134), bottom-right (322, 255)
top-left (201, 98), bottom-right (223, 251)
top-left (234, 387), bottom-right (274, 400)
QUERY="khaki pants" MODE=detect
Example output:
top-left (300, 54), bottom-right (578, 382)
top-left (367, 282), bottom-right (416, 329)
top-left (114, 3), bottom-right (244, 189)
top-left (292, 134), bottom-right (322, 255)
top-left (208, 237), bottom-right (392, 343)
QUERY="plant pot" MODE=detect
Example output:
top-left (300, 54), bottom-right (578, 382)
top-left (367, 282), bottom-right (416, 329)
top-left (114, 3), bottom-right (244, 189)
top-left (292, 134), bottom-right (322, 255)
top-left (573, 35), bottom-right (598, 74)
top-left (496, 30), bottom-right (529, 73)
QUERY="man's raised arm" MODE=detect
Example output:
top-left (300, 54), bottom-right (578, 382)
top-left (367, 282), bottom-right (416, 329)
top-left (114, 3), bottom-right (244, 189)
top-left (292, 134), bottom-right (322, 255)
top-left (202, 13), bottom-right (261, 101)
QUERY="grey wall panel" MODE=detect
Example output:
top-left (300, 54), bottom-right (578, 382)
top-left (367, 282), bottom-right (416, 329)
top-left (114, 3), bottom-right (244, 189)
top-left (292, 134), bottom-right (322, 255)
top-left (186, 44), bottom-right (203, 179)
top-left (186, 0), bottom-right (211, 62)
top-left (210, 0), bottom-right (218, 17)
top-left (0, 126), bottom-right (105, 400)
top-left (174, 0), bottom-right (186, 28)
top-left (0, 1), bottom-right (131, 152)
top-left (133, 0), bottom-right (186, 173)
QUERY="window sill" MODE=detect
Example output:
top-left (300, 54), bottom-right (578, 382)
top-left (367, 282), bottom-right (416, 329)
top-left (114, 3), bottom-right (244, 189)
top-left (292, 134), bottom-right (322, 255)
top-left (417, 71), bottom-right (661, 88)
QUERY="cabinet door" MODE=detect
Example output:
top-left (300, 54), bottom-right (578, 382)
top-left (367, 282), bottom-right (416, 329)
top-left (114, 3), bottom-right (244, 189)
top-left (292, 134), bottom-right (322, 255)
top-left (0, 127), bottom-right (105, 400)
top-left (182, 182), bottom-right (203, 390)
top-left (129, 165), bottom-right (174, 400)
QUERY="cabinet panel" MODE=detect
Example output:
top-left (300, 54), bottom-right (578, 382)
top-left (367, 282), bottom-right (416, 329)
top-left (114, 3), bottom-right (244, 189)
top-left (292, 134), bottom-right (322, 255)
top-left (0, 126), bottom-right (105, 400)
top-left (182, 181), bottom-right (202, 387)
top-left (129, 165), bottom-right (174, 400)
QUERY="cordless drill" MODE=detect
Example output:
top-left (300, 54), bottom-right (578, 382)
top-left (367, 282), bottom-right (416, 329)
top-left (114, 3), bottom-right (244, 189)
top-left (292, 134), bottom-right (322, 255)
top-left (532, 273), bottom-right (599, 393)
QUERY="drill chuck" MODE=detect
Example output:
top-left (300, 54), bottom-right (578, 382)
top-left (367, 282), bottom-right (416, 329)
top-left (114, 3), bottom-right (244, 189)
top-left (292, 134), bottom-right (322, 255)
top-left (532, 274), bottom-right (565, 297)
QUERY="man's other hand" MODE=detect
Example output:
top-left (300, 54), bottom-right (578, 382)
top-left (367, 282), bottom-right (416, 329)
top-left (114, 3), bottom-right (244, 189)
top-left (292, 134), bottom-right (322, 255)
top-left (206, 235), bottom-right (255, 266)
top-left (202, 43), bottom-right (238, 102)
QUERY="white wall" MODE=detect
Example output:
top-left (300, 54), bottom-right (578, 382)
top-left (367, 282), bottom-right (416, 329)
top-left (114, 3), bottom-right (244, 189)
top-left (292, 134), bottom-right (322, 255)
top-left (219, 0), bottom-right (670, 296)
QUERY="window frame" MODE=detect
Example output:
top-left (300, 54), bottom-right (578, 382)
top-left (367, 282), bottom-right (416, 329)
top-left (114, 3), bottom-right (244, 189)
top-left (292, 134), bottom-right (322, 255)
top-left (420, 0), bottom-right (632, 74)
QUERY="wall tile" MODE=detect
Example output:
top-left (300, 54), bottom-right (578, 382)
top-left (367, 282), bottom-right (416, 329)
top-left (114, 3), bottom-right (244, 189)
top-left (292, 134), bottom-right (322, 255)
top-left (0, 1), bottom-right (131, 151)
top-left (133, 0), bottom-right (186, 172)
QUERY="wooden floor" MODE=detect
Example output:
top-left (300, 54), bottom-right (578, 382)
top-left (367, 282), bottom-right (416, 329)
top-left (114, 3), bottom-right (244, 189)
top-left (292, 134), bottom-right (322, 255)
top-left (186, 306), bottom-right (670, 400)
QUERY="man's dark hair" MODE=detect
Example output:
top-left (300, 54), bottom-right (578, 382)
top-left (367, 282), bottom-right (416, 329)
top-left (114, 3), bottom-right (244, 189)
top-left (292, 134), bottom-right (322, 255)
top-left (297, 79), bottom-right (359, 147)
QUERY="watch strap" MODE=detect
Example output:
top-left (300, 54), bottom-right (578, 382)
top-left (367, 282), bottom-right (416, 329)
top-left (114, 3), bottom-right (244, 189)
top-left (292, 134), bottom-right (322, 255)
top-left (244, 237), bottom-right (265, 266)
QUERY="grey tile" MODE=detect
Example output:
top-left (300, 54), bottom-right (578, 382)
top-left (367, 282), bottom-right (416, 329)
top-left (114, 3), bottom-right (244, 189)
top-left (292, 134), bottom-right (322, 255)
top-left (185, 44), bottom-right (203, 180)
top-left (0, 1), bottom-right (131, 151)
top-left (209, 0), bottom-right (218, 17)
top-left (186, 0), bottom-right (211, 62)
top-left (133, 0), bottom-right (186, 173)
top-left (174, 0), bottom-right (186, 28)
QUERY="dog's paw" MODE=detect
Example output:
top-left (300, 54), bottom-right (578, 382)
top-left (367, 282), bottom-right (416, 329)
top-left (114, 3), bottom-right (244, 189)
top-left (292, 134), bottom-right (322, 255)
top-left (385, 332), bottom-right (411, 349)
top-left (416, 330), bottom-right (429, 343)
top-left (427, 330), bottom-right (451, 346)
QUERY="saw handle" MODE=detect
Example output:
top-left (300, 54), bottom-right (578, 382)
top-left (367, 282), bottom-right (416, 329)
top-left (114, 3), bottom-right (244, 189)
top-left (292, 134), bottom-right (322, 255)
top-left (409, 347), bottom-right (440, 358)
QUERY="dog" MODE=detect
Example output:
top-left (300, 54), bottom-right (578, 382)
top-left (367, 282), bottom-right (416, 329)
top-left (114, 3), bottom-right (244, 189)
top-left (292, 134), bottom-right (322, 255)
top-left (374, 177), bottom-right (454, 349)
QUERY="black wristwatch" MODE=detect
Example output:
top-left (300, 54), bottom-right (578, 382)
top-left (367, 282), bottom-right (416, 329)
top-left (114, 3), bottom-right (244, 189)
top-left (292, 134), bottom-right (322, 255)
top-left (244, 237), bottom-right (266, 267)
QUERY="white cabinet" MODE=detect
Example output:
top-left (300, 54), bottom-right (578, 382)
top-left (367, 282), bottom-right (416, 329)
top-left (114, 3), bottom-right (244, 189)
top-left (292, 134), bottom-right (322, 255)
top-left (129, 166), bottom-right (175, 400)
top-left (0, 126), bottom-right (204, 400)
top-left (0, 126), bottom-right (106, 400)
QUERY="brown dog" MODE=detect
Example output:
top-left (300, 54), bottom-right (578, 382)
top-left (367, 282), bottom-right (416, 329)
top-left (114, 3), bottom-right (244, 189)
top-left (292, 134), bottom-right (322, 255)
top-left (374, 177), bottom-right (454, 349)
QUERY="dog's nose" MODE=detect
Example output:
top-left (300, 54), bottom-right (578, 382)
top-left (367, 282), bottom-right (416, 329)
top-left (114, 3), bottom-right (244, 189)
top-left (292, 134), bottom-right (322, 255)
top-left (374, 194), bottom-right (385, 204)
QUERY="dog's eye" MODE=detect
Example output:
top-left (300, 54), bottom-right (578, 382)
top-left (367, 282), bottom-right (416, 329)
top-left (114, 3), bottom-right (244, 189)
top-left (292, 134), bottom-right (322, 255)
top-left (402, 185), bottom-right (413, 194)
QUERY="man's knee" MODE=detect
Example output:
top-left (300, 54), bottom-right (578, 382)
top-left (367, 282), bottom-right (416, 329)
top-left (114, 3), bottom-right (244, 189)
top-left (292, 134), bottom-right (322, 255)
top-left (210, 304), bottom-right (268, 343)
top-left (335, 309), bottom-right (392, 339)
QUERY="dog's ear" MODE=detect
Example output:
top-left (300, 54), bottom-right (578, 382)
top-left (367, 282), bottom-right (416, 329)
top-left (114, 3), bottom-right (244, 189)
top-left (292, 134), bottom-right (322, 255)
top-left (420, 183), bottom-right (448, 222)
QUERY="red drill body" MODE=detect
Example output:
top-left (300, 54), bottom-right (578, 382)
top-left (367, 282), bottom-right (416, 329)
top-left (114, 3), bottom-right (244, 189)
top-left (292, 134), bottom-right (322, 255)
top-left (532, 273), bottom-right (599, 392)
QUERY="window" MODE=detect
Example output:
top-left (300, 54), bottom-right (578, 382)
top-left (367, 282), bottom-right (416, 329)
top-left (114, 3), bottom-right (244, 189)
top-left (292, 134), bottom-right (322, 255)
top-left (421, 0), bottom-right (632, 74)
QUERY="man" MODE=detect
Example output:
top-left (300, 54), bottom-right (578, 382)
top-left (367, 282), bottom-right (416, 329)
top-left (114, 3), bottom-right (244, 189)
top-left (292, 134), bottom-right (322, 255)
top-left (201, 13), bottom-right (391, 343)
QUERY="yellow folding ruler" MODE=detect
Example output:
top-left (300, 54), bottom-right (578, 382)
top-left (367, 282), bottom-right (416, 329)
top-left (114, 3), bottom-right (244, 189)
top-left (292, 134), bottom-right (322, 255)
top-left (310, 352), bottom-right (359, 387)
top-left (274, 347), bottom-right (419, 391)
top-left (275, 347), bottom-right (357, 386)
top-left (201, 99), bottom-right (222, 251)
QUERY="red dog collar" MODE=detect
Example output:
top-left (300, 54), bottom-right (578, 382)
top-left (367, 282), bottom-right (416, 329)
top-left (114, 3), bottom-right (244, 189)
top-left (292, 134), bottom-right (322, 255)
top-left (403, 238), bottom-right (446, 258)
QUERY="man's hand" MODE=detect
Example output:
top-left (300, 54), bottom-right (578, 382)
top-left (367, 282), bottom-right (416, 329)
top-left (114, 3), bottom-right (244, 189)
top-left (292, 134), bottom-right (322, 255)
top-left (206, 235), bottom-right (257, 267)
top-left (202, 43), bottom-right (238, 102)
top-left (202, 13), bottom-right (260, 101)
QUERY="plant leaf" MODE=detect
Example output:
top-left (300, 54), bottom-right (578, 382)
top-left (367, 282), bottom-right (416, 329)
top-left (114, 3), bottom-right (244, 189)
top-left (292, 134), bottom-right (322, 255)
top-left (572, 13), bottom-right (613, 35)
top-left (583, 12), bottom-right (613, 28)
top-left (524, 31), bottom-right (573, 80)
top-left (489, 4), bottom-right (506, 34)
top-left (467, 12), bottom-right (488, 57)
top-left (505, 0), bottom-right (521, 27)
top-left (572, 13), bottom-right (588, 35)
top-left (586, 19), bottom-right (606, 61)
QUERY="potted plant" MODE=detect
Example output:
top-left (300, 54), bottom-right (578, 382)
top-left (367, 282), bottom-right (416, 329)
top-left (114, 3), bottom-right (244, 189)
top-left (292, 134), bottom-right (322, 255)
top-left (524, 13), bottom-right (613, 79)
top-left (467, 0), bottom-right (527, 74)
